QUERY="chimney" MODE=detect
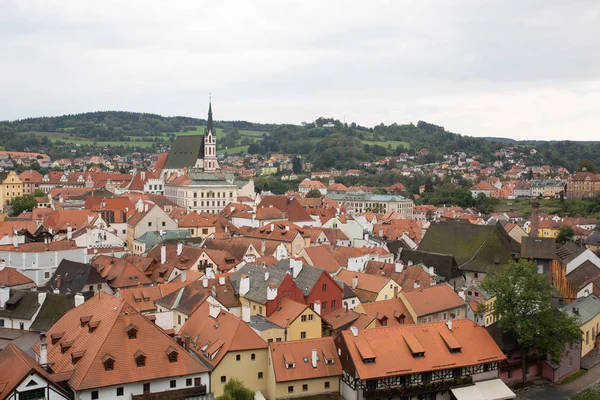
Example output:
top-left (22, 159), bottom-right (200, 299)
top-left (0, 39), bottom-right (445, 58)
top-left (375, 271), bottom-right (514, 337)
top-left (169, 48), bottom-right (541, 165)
top-left (313, 300), bottom-right (321, 315)
top-left (38, 291), bottom-right (47, 306)
top-left (202, 278), bottom-right (208, 288)
top-left (0, 285), bottom-right (9, 308)
top-left (181, 269), bottom-right (187, 282)
top-left (177, 242), bottom-right (183, 256)
top-left (219, 276), bottom-right (225, 286)
top-left (395, 262), bottom-right (404, 274)
top-left (311, 349), bottom-right (318, 368)
top-left (206, 267), bottom-right (215, 280)
top-left (144, 202), bottom-right (149, 212)
top-left (39, 332), bottom-right (48, 366)
top-left (12, 228), bottom-right (18, 248)
top-left (407, 260), bottom-right (413, 266)
top-left (290, 259), bottom-right (303, 279)
top-left (285, 225), bottom-right (290, 232)
top-left (350, 326), bottom-right (358, 337)
top-left (161, 244), bottom-right (167, 264)
top-left (573, 307), bottom-right (580, 316)
top-left (430, 275), bottom-right (437, 286)
top-left (136, 200), bottom-right (144, 212)
top-left (264, 272), bottom-right (270, 281)
top-left (239, 274), bottom-right (250, 296)
top-left (267, 284), bottom-right (278, 301)
top-left (270, 223), bottom-right (274, 231)
top-left (413, 280), bottom-right (420, 289)
top-left (53, 288), bottom-right (59, 294)
top-left (428, 266), bottom-right (435, 276)
top-left (352, 276), bottom-right (358, 290)
top-left (261, 240), bottom-right (266, 255)
top-left (209, 302), bottom-right (221, 319)
top-left (230, 206), bottom-right (235, 213)
top-left (67, 224), bottom-right (72, 240)
top-left (74, 292), bottom-right (85, 307)
top-left (446, 314), bottom-right (453, 331)
top-left (141, 171), bottom-right (146, 180)
top-left (457, 289), bottom-right (465, 301)
top-left (530, 201), bottom-right (540, 238)
top-left (242, 303), bottom-right (251, 323)
top-left (379, 228), bottom-right (384, 237)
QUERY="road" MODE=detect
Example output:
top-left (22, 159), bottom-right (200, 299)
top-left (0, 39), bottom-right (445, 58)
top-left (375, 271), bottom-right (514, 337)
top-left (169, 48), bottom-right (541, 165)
top-left (518, 364), bottom-right (600, 400)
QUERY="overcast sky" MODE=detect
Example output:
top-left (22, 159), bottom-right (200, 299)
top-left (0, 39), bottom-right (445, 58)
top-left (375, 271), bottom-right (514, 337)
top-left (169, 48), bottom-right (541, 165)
top-left (1, 0), bottom-right (600, 140)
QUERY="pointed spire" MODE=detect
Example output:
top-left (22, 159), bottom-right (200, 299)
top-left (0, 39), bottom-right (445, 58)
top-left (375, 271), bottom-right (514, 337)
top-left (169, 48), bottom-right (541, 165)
top-left (205, 94), bottom-right (214, 136)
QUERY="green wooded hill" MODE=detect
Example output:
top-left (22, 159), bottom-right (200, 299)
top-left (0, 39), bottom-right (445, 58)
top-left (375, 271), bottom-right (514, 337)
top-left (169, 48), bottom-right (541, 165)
top-left (0, 112), bottom-right (598, 171)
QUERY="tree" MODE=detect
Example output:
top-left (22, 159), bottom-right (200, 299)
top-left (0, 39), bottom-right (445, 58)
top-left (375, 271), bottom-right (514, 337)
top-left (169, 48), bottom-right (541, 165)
top-left (576, 159), bottom-right (597, 174)
top-left (9, 195), bottom-right (38, 217)
top-left (557, 226), bottom-right (574, 244)
top-left (33, 189), bottom-right (46, 197)
top-left (292, 156), bottom-right (302, 174)
top-left (215, 379), bottom-right (254, 400)
top-left (481, 260), bottom-right (581, 384)
top-left (372, 188), bottom-right (388, 195)
top-left (305, 189), bottom-right (322, 198)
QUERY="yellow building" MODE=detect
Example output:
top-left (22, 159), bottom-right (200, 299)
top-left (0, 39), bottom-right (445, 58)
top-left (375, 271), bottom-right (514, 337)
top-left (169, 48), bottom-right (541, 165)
top-left (266, 337), bottom-right (342, 400)
top-left (179, 302), bottom-right (269, 396)
top-left (561, 294), bottom-right (600, 358)
top-left (335, 269), bottom-right (400, 303)
top-left (0, 171), bottom-right (23, 210)
top-left (266, 298), bottom-right (322, 341)
top-left (261, 167), bottom-right (278, 175)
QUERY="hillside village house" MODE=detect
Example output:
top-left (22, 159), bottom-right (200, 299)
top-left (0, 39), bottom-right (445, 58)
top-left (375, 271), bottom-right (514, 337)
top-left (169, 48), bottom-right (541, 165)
top-left (0, 170), bottom-right (23, 210)
top-left (326, 192), bottom-right (414, 218)
top-left (126, 202), bottom-right (178, 248)
top-left (567, 171), bottom-right (600, 198)
top-left (560, 294), bottom-right (600, 359)
top-left (336, 320), bottom-right (514, 400)
top-left (400, 284), bottom-right (467, 323)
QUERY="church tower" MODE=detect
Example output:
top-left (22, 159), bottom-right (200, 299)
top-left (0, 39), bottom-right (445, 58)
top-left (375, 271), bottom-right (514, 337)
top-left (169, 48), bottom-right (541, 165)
top-left (203, 98), bottom-right (218, 172)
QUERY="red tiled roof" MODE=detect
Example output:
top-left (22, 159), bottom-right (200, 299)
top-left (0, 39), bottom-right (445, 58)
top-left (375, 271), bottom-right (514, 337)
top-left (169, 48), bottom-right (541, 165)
top-left (402, 284), bottom-right (466, 316)
top-left (270, 337), bottom-right (342, 382)
top-left (0, 267), bottom-right (35, 287)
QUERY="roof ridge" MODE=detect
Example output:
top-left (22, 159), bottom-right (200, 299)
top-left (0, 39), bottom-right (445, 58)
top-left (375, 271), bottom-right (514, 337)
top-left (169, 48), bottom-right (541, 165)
top-left (457, 224), bottom-right (497, 268)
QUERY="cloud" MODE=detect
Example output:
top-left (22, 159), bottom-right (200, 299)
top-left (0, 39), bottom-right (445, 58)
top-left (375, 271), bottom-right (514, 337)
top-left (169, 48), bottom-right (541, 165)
top-left (0, 0), bottom-right (599, 140)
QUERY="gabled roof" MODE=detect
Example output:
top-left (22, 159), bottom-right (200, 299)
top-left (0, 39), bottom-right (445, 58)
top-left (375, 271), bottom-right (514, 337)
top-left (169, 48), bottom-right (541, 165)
top-left (90, 255), bottom-right (153, 289)
top-left (0, 343), bottom-right (70, 399)
top-left (402, 284), bottom-right (466, 317)
top-left (43, 210), bottom-right (98, 232)
top-left (566, 260), bottom-right (600, 290)
top-left (302, 246), bottom-right (342, 274)
top-left (0, 267), bottom-right (35, 287)
top-left (180, 301), bottom-right (267, 367)
top-left (257, 195), bottom-right (313, 222)
top-left (271, 260), bottom-right (333, 297)
top-left (202, 237), bottom-right (278, 259)
top-left (267, 298), bottom-right (310, 328)
top-left (521, 237), bottom-right (557, 260)
top-left (119, 282), bottom-right (188, 313)
top-left (373, 219), bottom-right (423, 242)
top-left (134, 230), bottom-right (191, 249)
top-left (33, 293), bottom-right (209, 390)
top-left (229, 264), bottom-right (288, 304)
top-left (335, 270), bottom-right (392, 302)
top-left (0, 290), bottom-right (41, 320)
top-left (163, 135), bottom-right (205, 170)
top-left (560, 294), bottom-right (600, 326)
top-left (43, 259), bottom-right (105, 294)
top-left (340, 319), bottom-right (505, 380)
top-left (363, 261), bottom-right (434, 292)
top-left (270, 337), bottom-right (342, 382)
top-left (417, 221), bottom-right (520, 273)
top-left (361, 298), bottom-right (415, 327)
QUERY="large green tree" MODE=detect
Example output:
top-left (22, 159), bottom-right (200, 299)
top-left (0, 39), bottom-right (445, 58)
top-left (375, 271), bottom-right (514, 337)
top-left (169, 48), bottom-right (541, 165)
top-left (482, 260), bottom-right (581, 384)
top-left (215, 379), bottom-right (254, 400)
top-left (556, 226), bottom-right (574, 244)
top-left (9, 195), bottom-right (38, 217)
top-left (305, 188), bottom-right (323, 198)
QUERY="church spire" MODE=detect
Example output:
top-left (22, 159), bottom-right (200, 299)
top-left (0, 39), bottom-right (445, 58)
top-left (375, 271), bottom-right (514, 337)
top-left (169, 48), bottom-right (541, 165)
top-left (205, 95), bottom-right (213, 136)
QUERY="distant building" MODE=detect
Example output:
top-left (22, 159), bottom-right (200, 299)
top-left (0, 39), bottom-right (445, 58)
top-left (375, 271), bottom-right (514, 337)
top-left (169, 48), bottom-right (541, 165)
top-left (567, 171), bottom-right (600, 198)
top-left (326, 192), bottom-right (414, 218)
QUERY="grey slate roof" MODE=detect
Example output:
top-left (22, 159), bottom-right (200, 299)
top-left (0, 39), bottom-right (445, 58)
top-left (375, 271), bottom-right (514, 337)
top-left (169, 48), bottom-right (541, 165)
top-left (30, 292), bottom-right (93, 332)
top-left (566, 260), bottom-right (600, 290)
top-left (585, 232), bottom-right (600, 247)
top-left (0, 290), bottom-right (40, 320)
top-left (229, 264), bottom-right (288, 304)
top-left (557, 242), bottom-right (587, 264)
top-left (163, 135), bottom-right (204, 169)
top-left (399, 249), bottom-right (460, 280)
top-left (249, 315), bottom-right (281, 332)
top-left (271, 260), bottom-right (326, 296)
top-left (560, 294), bottom-right (600, 325)
top-left (42, 259), bottom-right (104, 295)
top-left (521, 237), bottom-right (557, 260)
top-left (136, 230), bottom-right (191, 249)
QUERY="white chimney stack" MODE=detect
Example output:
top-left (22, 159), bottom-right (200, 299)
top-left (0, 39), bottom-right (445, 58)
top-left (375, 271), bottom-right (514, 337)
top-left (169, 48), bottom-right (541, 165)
top-left (0, 286), bottom-right (10, 308)
top-left (311, 349), bottom-right (318, 368)
top-left (177, 242), bottom-right (183, 256)
top-left (239, 274), bottom-right (250, 296)
top-left (74, 292), bottom-right (85, 307)
top-left (242, 304), bottom-right (251, 323)
top-left (219, 276), bottom-right (225, 286)
top-left (206, 267), bottom-right (215, 280)
top-left (290, 259), bottom-right (303, 279)
top-left (313, 300), bottom-right (321, 315)
top-left (67, 224), bottom-right (72, 240)
top-left (413, 280), bottom-right (420, 289)
top-left (267, 284), bottom-right (278, 301)
top-left (161, 244), bottom-right (167, 264)
top-left (395, 262), bottom-right (404, 274)
top-left (352, 276), bottom-right (358, 290)
top-left (446, 314), bottom-right (453, 331)
top-left (209, 302), bottom-right (221, 319)
top-left (39, 332), bottom-right (47, 366)
top-left (428, 266), bottom-right (435, 276)
top-left (144, 203), bottom-right (149, 212)
top-left (457, 289), bottom-right (465, 301)
top-left (270, 223), bottom-right (274, 231)
top-left (38, 291), bottom-right (47, 306)
top-left (12, 230), bottom-right (19, 248)
top-left (350, 326), bottom-right (358, 337)
top-left (264, 272), bottom-right (270, 281)
top-left (202, 278), bottom-right (208, 288)
top-left (181, 269), bottom-right (187, 282)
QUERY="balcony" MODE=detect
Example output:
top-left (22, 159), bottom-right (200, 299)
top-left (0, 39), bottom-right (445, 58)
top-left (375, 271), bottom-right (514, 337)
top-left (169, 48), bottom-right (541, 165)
top-left (131, 385), bottom-right (208, 400)
top-left (363, 376), bottom-right (473, 399)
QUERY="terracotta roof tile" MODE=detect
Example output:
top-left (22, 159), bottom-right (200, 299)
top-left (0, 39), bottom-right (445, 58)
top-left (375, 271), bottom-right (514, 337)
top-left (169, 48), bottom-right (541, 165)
top-left (402, 284), bottom-right (466, 316)
top-left (267, 298), bottom-right (309, 328)
top-left (270, 337), bottom-right (342, 382)
top-left (361, 298), bottom-right (415, 327)
top-left (0, 267), bottom-right (35, 287)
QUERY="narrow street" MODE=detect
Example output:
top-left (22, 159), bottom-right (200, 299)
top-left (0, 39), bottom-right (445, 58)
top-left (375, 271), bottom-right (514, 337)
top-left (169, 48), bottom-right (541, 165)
top-left (518, 364), bottom-right (600, 400)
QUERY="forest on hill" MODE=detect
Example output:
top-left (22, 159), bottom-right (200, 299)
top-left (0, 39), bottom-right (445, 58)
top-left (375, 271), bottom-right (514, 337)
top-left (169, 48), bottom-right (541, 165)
top-left (1, 112), bottom-right (599, 171)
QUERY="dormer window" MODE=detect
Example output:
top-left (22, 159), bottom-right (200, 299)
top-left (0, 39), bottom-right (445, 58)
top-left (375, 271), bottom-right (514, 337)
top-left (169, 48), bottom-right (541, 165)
top-left (80, 316), bottom-right (92, 327)
top-left (60, 340), bottom-right (74, 354)
top-left (51, 332), bottom-right (65, 344)
top-left (134, 350), bottom-right (146, 367)
top-left (125, 324), bottom-right (138, 339)
top-left (102, 354), bottom-right (115, 371)
top-left (71, 350), bottom-right (85, 364)
top-left (286, 362), bottom-right (295, 369)
top-left (88, 321), bottom-right (100, 333)
top-left (166, 346), bottom-right (179, 363)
